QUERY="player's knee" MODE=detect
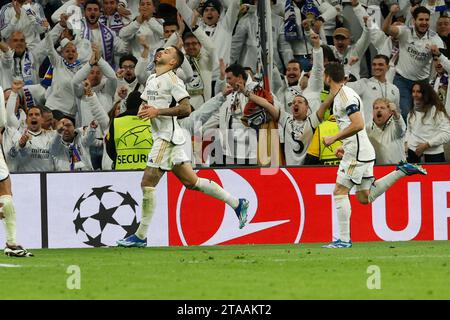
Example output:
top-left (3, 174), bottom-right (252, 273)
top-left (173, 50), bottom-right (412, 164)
top-left (356, 192), bottom-right (369, 205)
top-left (184, 180), bottom-right (197, 190)
top-left (333, 185), bottom-right (348, 196)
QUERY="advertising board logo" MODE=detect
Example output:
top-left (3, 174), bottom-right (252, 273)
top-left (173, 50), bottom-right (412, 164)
top-left (72, 186), bottom-right (139, 247)
top-left (175, 169), bottom-right (305, 245)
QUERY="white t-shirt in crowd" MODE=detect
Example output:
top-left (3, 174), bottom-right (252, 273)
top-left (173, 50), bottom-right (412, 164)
top-left (396, 26), bottom-right (444, 81)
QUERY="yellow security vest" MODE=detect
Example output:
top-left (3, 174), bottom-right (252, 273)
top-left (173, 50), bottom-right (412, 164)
top-left (114, 116), bottom-right (153, 170)
top-left (307, 116), bottom-right (342, 165)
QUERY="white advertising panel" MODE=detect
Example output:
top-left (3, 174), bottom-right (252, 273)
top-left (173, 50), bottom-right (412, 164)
top-left (46, 171), bottom-right (168, 248)
top-left (0, 174), bottom-right (42, 249)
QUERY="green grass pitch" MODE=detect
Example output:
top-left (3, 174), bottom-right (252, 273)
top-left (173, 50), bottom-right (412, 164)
top-left (1, 241), bottom-right (450, 300)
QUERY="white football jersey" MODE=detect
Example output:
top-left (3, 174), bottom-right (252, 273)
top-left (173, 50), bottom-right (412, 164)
top-left (141, 71), bottom-right (190, 145)
top-left (279, 109), bottom-right (320, 165)
top-left (333, 86), bottom-right (375, 162)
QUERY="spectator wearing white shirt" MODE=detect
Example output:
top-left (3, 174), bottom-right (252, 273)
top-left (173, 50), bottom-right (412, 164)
top-left (0, 31), bottom-right (44, 88)
top-left (406, 82), bottom-right (450, 163)
top-left (366, 98), bottom-right (406, 165)
top-left (51, 117), bottom-right (97, 171)
top-left (329, 25), bottom-right (370, 81)
top-left (177, 0), bottom-right (240, 93)
top-left (118, 0), bottom-right (164, 59)
top-left (389, 6), bottom-right (445, 120)
top-left (100, 0), bottom-right (131, 36)
top-left (0, 0), bottom-right (49, 51)
top-left (347, 54), bottom-right (400, 125)
top-left (44, 35), bottom-right (82, 121)
top-left (182, 13), bottom-right (216, 110)
top-left (80, 0), bottom-right (128, 69)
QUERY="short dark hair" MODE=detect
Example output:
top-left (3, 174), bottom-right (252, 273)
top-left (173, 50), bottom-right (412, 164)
top-left (225, 64), bottom-right (248, 81)
top-left (119, 54), bottom-right (138, 68)
top-left (182, 32), bottom-right (198, 42)
top-left (85, 0), bottom-right (101, 8)
top-left (287, 59), bottom-right (301, 69)
top-left (163, 20), bottom-right (178, 29)
top-left (171, 46), bottom-right (185, 69)
top-left (412, 6), bottom-right (431, 19)
top-left (324, 62), bottom-right (345, 82)
top-left (372, 54), bottom-right (389, 65)
top-left (26, 105), bottom-right (43, 116)
top-left (321, 44), bottom-right (337, 63)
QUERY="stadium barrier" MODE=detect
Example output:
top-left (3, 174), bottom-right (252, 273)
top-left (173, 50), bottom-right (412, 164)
top-left (2, 164), bottom-right (449, 249)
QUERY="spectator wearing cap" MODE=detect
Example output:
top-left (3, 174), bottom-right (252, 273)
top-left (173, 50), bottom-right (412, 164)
top-left (230, 1), bottom-right (294, 77)
top-left (330, 24), bottom-right (370, 81)
top-left (51, 117), bottom-right (97, 171)
top-left (177, 0), bottom-right (240, 94)
top-left (119, 0), bottom-right (165, 59)
top-left (388, 6), bottom-right (445, 120)
top-left (0, 0), bottom-right (49, 51)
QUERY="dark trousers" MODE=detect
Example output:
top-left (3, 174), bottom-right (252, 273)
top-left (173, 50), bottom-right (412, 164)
top-left (407, 149), bottom-right (446, 163)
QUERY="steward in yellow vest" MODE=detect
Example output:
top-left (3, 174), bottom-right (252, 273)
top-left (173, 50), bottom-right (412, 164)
top-left (304, 115), bottom-right (342, 165)
top-left (106, 92), bottom-right (153, 170)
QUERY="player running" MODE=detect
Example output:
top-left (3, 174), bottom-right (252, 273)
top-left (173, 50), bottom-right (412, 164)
top-left (321, 63), bottom-right (427, 249)
top-left (117, 46), bottom-right (249, 248)
top-left (0, 87), bottom-right (33, 257)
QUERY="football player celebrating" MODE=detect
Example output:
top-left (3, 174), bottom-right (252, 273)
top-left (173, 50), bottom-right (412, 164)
top-left (117, 46), bottom-right (249, 248)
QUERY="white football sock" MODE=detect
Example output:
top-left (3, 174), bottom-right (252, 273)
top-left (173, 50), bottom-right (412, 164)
top-left (135, 187), bottom-right (155, 240)
top-left (368, 170), bottom-right (405, 203)
top-left (0, 195), bottom-right (17, 245)
top-left (193, 178), bottom-right (239, 209)
top-left (335, 195), bottom-right (351, 243)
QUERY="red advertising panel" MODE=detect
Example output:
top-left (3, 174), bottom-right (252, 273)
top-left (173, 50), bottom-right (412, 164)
top-left (168, 164), bottom-right (450, 245)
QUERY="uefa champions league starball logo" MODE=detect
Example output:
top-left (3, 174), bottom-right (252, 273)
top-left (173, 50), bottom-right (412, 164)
top-left (72, 186), bottom-right (140, 247)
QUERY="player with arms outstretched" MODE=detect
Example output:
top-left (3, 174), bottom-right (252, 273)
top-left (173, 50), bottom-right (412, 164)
top-left (117, 46), bottom-right (249, 247)
top-left (0, 87), bottom-right (33, 257)
top-left (321, 63), bottom-right (427, 249)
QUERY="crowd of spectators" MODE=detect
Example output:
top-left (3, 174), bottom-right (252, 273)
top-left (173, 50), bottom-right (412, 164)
top-left (0, 0), bottom-right (449, 172)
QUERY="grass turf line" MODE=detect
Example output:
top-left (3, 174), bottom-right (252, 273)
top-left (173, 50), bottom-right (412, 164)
top-left (1, 241), bottom-right (449, 299)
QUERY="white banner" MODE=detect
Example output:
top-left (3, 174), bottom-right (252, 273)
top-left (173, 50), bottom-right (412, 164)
top-left (46, 171), bottom-right (168, 248)
top-left (0, 174), bottom-right (42, 249)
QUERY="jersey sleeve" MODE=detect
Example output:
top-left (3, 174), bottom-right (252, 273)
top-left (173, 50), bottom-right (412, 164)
top-left (344, 95), bottom-right (361, 117)
top-left (171, 76), bottom-right (190, 102)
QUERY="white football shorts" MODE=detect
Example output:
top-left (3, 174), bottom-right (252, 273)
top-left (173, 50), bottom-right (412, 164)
top-left (147, 138), bottom-right (190, 171)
